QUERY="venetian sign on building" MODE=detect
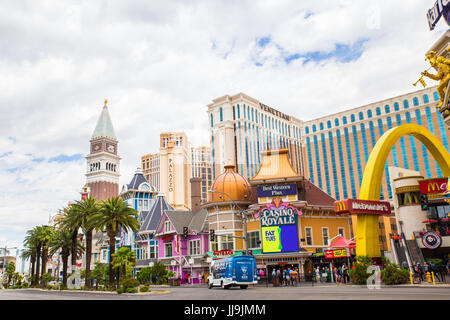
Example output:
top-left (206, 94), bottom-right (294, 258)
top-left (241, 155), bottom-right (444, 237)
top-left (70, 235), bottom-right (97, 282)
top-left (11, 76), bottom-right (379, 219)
top-left (256, 198), bottom-right (301, 254)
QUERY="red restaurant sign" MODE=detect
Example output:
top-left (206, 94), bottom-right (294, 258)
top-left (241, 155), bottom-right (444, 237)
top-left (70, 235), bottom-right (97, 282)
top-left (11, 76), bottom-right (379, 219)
top-left (325, 249), bottom-right (348, 259)
top-left (334, 199), bottom-right (391, 215)
top-left (213, 249), bottom-right (234, 256)
top-left (418, 178), bottom-right (448, 195)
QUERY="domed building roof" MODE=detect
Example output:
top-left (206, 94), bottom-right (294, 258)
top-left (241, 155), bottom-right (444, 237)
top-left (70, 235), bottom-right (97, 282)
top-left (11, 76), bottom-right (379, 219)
top-left (209, 165), bottom-right (252, 203)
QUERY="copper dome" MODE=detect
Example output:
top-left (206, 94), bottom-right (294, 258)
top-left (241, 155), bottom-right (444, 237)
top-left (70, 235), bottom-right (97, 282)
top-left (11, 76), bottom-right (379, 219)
top-left (209, 165), bottom-right (252, 203)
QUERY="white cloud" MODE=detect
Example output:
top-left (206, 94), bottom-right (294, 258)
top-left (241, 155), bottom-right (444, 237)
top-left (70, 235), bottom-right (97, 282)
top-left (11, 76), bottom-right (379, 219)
top-left (0, 0), bottom-right (447, 247)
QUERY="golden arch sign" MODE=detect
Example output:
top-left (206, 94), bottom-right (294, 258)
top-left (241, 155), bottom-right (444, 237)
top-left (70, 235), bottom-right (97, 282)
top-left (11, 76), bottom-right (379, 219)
top-left (357, 124), bottom-right (450, 257)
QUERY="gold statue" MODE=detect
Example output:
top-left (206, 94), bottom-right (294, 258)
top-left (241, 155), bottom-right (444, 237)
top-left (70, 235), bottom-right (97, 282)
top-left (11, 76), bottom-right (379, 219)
top-left (421, 49), bottom-right (450, 109)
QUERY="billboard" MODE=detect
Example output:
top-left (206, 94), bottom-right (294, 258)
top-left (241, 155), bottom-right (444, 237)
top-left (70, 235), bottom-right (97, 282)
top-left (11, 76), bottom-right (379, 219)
top-left (334, 199), bottom-right (391, 215)
top-left (418, 178), bottom-right (448, 195)
top-left (257, 183), bottom-right (297, 198)
top-left (256, 198), bottom-right (301, 254)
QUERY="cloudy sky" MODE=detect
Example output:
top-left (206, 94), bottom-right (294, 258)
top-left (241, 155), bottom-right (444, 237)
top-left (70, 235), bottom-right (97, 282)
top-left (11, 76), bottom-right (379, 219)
top-left (0, 0), bottom-right (447, 249)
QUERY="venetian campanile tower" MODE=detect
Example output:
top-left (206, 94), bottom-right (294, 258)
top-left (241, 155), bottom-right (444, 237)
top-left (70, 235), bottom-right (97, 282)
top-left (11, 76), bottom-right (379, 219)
top-left (85, 100), bottom-right (121, 201)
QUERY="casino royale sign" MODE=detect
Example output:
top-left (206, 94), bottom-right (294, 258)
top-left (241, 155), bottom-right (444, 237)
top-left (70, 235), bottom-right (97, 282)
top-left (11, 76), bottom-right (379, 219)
top-left (260, 207), bottom-right (297, 227)
top-left (256, 198), bottom-right (301, 254)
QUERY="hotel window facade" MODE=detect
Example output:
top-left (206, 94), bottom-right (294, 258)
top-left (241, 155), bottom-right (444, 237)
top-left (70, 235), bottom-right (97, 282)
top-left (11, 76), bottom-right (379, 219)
top-left (208, 86), bottom-right (450, 203)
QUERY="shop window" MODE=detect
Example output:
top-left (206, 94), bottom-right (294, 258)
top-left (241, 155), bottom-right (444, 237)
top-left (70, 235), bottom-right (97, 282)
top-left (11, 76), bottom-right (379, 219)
top-left (164, 221), bottom-right (171, 233)
top-left (220, 234), bottom-right (234, 250)
top-left (322, 228), bottom-right (329, 246)
top-left (247, 231), bottom-right (260, 249)
top-left (338, 228), bottom-right (345, 238)
top-left (189, 239), bottom-right (201, 256)
top-left (165, 242), bottom-right (173, 257)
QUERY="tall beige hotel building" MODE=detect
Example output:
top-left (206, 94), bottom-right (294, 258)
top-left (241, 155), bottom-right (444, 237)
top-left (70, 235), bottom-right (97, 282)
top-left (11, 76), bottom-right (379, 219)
top-left (141, 132), bottom-right (213, 210)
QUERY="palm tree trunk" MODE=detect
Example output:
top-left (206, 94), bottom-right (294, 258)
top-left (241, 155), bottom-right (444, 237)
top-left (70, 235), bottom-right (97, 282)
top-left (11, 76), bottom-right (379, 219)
top-left (71, 230), bottom-right (78, 269)
top-left (30, 254), bottom-right (36, 286)
top-left (41, 245), bottom-right (48, 286)
top-left (85, 229), bottom-right (93, 288)
top-left (35, 246), bottom-right (41, 286)
top-left (62, 251), bottom-right (69, 288)
top-left (108, 230), bottom-right (116, 288)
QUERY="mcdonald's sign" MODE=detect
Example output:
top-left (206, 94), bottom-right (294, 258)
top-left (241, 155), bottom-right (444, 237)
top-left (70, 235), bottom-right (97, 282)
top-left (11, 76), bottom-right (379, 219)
top-left (334, 199), bottom-right (391, 215)
top-left (334, 200), bottom-right (350, 214)
top-left (418, 178), bottom-right (448, 195)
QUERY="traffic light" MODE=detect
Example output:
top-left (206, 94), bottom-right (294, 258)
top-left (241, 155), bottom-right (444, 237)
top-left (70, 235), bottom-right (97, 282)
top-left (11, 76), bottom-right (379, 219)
top-left (419, 194), bottom-right (429, 211)
top-left (248, 250), bottom-right (253, 255)
top-left (183, 226), bottom-right (189, 239)
top-left (209, 229), bottom-right (215, 242)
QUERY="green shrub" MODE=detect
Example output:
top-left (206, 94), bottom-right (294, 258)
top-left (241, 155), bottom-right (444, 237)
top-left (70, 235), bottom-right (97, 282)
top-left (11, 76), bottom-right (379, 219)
top-left (126, 287), bottom-right (137, 294)
top-left (348, 255), bottom-right (373, 285)
top-left (122, 278), bottom-right (139, 290)
top-left (381, 263), bottom-right (410, 285)
top-left (140, 285), bottom-right (149, 292)
top-left (116, 288), bottom-right (123, 294)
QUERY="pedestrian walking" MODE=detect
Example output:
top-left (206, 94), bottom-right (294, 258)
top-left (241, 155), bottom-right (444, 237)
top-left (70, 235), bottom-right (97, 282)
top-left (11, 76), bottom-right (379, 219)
top-left (342, 264), bottom-right (349, 284)
top-left (415, 262), bottom-right (424, 281)
top-left (315, 267), bottom-right (320, 283)
top-left (271, 269), bottom-right (276, 286)
top-left (290, 268), bottom-right (298, 286)
top-left (277, 268), bottom-right (282, 287)
top-left (284, 268), bottom-right (291, 286)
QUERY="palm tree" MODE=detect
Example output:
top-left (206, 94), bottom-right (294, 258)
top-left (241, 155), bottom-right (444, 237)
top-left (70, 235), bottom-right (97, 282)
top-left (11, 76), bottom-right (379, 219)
top-left (71, 196), bottom-right (99, 288)
top-left (23, 229), bottom-right (39, 286)
top-left (57, 205), bottom-right (82, 271)
top-left (24, 227), bottom-right (43, 286)
top-left (36, 225), bottom-right (55, 287)
top-left (49, 228), bottom-right (83, 288)
top-left (93, 197), bottom-right (139, 287)
top-left (111, 247), bottom-right (137, 282)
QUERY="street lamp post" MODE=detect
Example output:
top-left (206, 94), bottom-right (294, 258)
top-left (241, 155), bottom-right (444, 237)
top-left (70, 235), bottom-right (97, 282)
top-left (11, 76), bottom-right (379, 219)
top-left (208, 189), bottom-right (249, 255)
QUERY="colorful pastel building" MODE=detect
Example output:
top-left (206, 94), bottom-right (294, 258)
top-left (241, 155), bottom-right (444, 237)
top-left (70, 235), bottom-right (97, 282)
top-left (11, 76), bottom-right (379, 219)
top-left (119, 168), bottom-right (159, 264)
top-left (154, 207), bottom-right (210, 284)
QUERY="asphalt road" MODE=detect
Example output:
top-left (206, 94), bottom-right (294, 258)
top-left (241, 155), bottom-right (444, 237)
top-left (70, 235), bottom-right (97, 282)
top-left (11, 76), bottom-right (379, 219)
top-left (0, 285), bottom-right (449, 300)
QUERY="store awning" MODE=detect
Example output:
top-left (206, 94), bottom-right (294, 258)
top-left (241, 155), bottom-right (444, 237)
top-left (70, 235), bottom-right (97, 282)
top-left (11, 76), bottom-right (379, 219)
top-left (328, 236), bottom-right (356, 249)
top-left (421, 219), bottom-right (439, 223)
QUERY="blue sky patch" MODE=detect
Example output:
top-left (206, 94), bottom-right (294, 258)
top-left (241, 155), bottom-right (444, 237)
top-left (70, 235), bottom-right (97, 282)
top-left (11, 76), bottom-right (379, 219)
top-left (257, 36), bottom-right (271, 48)
top-left (32, 157), bottom-right (45, 163)
top-left (287, 38), bottom-right (369, 64)
top-left (48, 153), bottom-right (83, 163)
top-left (0, 151), bottom-right (12, 158)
